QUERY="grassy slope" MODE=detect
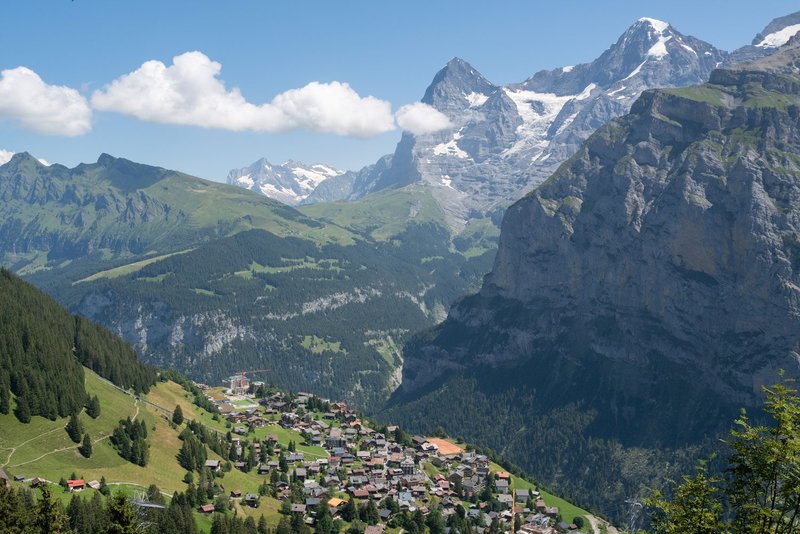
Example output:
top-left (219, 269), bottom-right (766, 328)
top-left (299, 184), bottom-right (447, 241)
top-left (6, 157), bottom-right (359, 281)
top-left (1, 373), bottom-right (595, 531)
top-left (0, 371), bottom-right (284, 532)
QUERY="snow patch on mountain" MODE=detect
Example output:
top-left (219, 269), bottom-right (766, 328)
top-left (756, 23), bottom-right (800, 48)
top-left (234, 173), bottom-right (254, 188)
top-left (465, 92), bottom-right (489, 107)
top-left (638, 17), bottom-right (670, 33)
top-left (433, 132), bottom-right (469, 159)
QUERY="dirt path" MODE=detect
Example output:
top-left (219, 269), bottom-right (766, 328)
top-left (1, 427), bottom-right (65, 468)
top-left (9, 399), bottom-right (140, 469)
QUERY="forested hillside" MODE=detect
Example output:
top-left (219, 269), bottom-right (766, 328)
top-left (46, 225), bottom-right (491, 405)
top-left (0, 268), bottom-right (155, 422)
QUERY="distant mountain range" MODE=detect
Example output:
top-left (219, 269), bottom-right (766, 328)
top-left (228, 13), bottom-right (800, 230)
top-left (227, 158), bottom-right (348, 205)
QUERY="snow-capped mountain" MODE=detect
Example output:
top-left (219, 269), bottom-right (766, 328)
top-left (228, 12), bottom-right (800, 229)
top-left (226, 158), bottom-right (347, 205)
top-left (352, 17), bottom-right (728, 229)
top-left (727, 10), bottom-right (800, 64)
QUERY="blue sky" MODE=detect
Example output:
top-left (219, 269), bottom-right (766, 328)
top-left (0, 0), bottom-right (797, 181)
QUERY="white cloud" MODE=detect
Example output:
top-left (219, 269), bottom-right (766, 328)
top-left (0, 67), bottom-right (92, 136)
top-left (91, 51), bottom-right (396, 138)
top-left (395, 102), bottom-right (453, 136)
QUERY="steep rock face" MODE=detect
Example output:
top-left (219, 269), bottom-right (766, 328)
top-left (388, 41), bottom-right (800, 519)
top-left (403, 43), bottom-right (800, 409)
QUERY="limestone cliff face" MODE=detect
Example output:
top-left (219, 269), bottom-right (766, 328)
top-left (398, 44), bottom-right (800, 435)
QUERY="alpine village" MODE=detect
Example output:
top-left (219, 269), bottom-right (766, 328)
top-left (2, 3), bottom-right (800, 534)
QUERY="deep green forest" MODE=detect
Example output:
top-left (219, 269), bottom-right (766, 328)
top-left (0, 268), bottom-right (156, 422)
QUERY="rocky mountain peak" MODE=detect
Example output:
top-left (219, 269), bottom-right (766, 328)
top-left (4, 151), bottom-right (41, 168)
top-left (226, 157), bottom-right (346, 206)
top-left (421, 57), bottom-right (497, 116)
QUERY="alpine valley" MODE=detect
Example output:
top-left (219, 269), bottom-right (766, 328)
top-left (2, 9), bottom-right (800, 530)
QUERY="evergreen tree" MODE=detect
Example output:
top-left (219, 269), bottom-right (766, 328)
top-left (275, 516), bottom-right (292, 534)
top-left (33, 485), bottom-right (69, 534)
top-left (79, 432), bottom-right (93, 458)
top-left (106, 491), bottom-right (138, 534)
top-left (14, 396), bottom-right (31, 423)
top-left (66, 412), bottom-right (83, 443)
top-left (257, 515), bottom-right (268, 534)
top-left (341, 496), bottom-right (357, 522)
top-left (86, 395), bottom-right (101, 419)
top-left (173, 404), bottom-right (184, 426)
top-left (0, 376), bottom-right (9, 415)
top-left (0, 484), bottom-right (35, 532)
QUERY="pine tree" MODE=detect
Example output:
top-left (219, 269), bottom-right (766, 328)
top-left (86, 395), bottom-right (101, 419)
top-left (66, 412), bottom-right (83, 443)
top-left (0, 378), bottom-right (9, 415)
top-left (257, 515), bottom-right (269, 534)
top-left (33, 485), bottom-right (69, 533)
top-left (79, 432), bottom-right (93, 458)
top-left (14, 395), bottom-right (31, 423)
top-left (106, 491), bottom-right (138, 534)
top-left (172, 404), bottom-right (184, 426)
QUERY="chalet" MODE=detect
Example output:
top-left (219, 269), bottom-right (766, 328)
top-left (497, 494), bottom-right (514, 509)
top-left (199, 504), bottom-right (215, 513)
top-left (13, 475), bottom-right (25, 483)
top-left (305, 497), bottom-right (321, 508)
top-left (400, 458), bottom-right (415, 476)
top-left (291, 503), bottom-right (307, 515)
top-left (545, 506), bottom-right (560, 518)
top-left (535, 499), bottom-right (547, 513)
top-left (0, 468), bottom-right (9, 488)
top-left (244, 494), bottom-right (259, 507)
top-left (87, 480), bottom-right (101, 490)
top-left (257, 464), bottom-right (271, 475)
top-left (326, 428), bottom-right (344, 449)
top-left (328, 497), bottom-right (346, 508)
top-left (234, 461), bottom-right (247, 471)
top-left (496, 478), bottom-right (510, 494)
top-left (287, 452), bottom-right (304, 463)
top-left (350, 488), bottom-right (369, 499)
top-left (30, 477), bottom-right (46, 488)
top-left (411, 436), bottom-right (428, 449)
top-left (294, 467), bottom-right (307, 481)
top-left (67, 479), bottom-right (85, 492)
top-left (204, 459), bottom-right (221, 471)
top-left (230, 490), bottom-right (242, 498)
top-left (516, 488), bottom-right (530, 503)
